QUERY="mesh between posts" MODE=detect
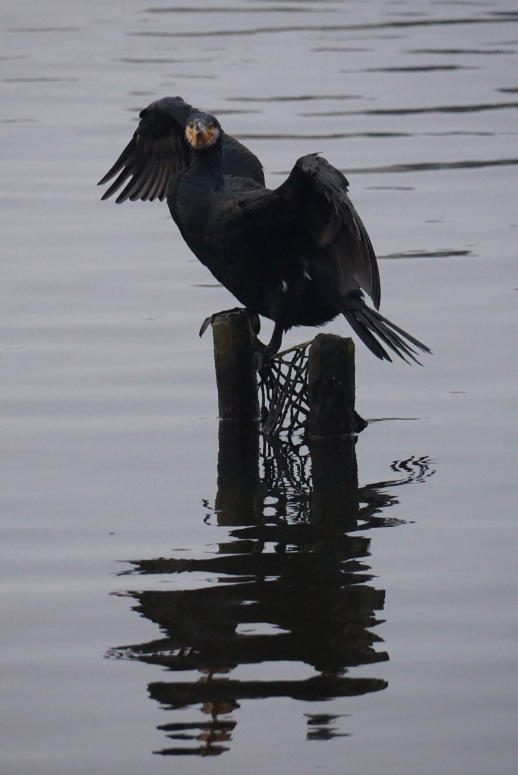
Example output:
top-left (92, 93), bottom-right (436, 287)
top-left (258, 340), bottom-right (313, 438)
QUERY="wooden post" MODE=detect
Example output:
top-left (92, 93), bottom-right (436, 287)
top-left (307, 333), bottom-right (357, 438)
top-left (307, 333), bottom-right (363, 530)
top-left (212, 310), bottom-right (260, 525)
top-left (212, 311), bottom-right (259, 421)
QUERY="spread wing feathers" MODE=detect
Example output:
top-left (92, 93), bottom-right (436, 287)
top-left (278, 153), bottom-right (381, 309)
top-left (98, 96), bottom-right (265, 205)
top-left (98, 102), bottom-right (191, 204)
top-left (344, 306), bottom-right (432, 364)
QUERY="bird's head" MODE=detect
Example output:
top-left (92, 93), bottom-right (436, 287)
top-left (185, 112), bottom-right (222, 150)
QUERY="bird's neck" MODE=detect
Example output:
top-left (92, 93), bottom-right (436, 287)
top-left (191, 144), bottom-right (224, 188)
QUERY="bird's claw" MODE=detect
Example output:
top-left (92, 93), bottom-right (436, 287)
top-left (199, 315), bottom-right (214, 338)
top-left (253, 339), bottom-right (277, 376)
top-left (199, 308), bottom-right (261, 338)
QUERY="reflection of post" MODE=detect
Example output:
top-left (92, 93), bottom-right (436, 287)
top-left (309, 437), bottom-right (359, 531)
top-left (216, 420), bottom-right (260, 526)
top-left (212, 312), bottom-right (260, 525)
top-left (308, 334), bottom-right (359, 531)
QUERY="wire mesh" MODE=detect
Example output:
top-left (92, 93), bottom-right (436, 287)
top-left (258, 340), bottom-right (312, 439)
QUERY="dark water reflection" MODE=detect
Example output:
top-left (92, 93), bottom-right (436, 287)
top-left (108, 426), bottom-right (433, 757)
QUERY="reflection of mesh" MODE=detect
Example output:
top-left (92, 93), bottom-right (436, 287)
top-left (260, 431), bottom-right (312, 523)
top-left (259, 341), bottom-right (311, 438)
top-left (258, 341), bottom-right (313, 522)
top-left (258, 340), bottom-right (435, 525)
top-left (258, 442), bottom-right (435, 528)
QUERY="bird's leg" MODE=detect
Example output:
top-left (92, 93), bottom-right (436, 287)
top-left (265, 320), bottom-right (284, 357)
top-left (254, 321), bottom-right (284, 374)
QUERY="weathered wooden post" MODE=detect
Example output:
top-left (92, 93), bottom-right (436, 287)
top-left (307, 333), bottom-right (361, 530)
top-left (212, 311), bottom-right (259, 421)
top-left (212, 311), bottom-right (260, 525)
top-left (211, 318), bottom-right (364, 529)
top-left (308, 333), bottom-right (358, 438)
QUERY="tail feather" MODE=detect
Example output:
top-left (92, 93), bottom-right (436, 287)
top-left (343, 310), bottom-right (391, 361)
top-left (344, 306), bottom-right (431, 364)
top-left (361, 308), bottom-right (421, 363)
top-left (376, 310), bottom-right (432, 352)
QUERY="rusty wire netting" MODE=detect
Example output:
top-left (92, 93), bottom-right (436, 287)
top-left (256, 338), bottom-right (435, 524)
top-left (254, 340), bottom-right (313, 520)
top-left (258, 340), bottom-right (313, 438)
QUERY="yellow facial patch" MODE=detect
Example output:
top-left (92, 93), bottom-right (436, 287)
top-left (185, 119), bottom-right (218, 149)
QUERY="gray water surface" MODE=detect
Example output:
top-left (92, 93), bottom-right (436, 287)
top-left (1, 1), bottom-right (517, 773)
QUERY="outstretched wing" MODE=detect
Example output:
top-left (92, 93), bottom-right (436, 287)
top-left (98, 97), bottom-right (194, 203)
top-left (276, 153), bottom-right (381, 309)
top-left (98, 96), bottom-right (265, 204)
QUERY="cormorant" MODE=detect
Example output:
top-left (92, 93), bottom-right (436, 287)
top-left (99, 96), bottom-right (430, 363)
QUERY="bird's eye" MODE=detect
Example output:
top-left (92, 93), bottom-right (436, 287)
top-left (188, 120), bottom-right (194, 129)
top-left (207, 122), bottom-right (213, 130)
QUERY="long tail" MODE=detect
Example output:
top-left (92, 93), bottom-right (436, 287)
top-left (343, 306), bottom-right (431, 364)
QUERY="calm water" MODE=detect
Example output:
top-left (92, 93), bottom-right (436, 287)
top-left (1, 1), bottom-right (517, 773)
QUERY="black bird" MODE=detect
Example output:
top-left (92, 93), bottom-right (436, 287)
top-left (99, 97), bottom-right (430, 363)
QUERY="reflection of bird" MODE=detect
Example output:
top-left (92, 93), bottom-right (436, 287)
top-left (99, 97), bottom-right (430, 362)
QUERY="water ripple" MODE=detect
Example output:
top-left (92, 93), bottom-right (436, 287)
top-left (228, 94), bottom-right (360, 102)
top-left (234, 130), bottom-right (501, 140)
top-left (379, 249), bottom-right (473, 259)
top-left (365, 65), bottom-right (477, 71)
top-left (8, 26), bottom-right (81, 33)
top-left (130, 12), bottom-right (518, 38)
top-left (118, 57), bottom-right (214, 64)
top-left (0, 118), bottom-right (36, 124)
top-left (343, 158), bottom-right (518, 175)
top-left (312, 47), bottom-right (374, 53)
top-left (3, 77), bottom-right (79, 83)
top-left (305, 101), bottom-right (518, 116)
top-left (208, 109), bottom-right (262, 115)
top-left (144, 4), bottom-right (334, 12)
top-left (234, 132), bottom-right (410, 140)
top-left (406, 47), bottom-right (516, 55)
